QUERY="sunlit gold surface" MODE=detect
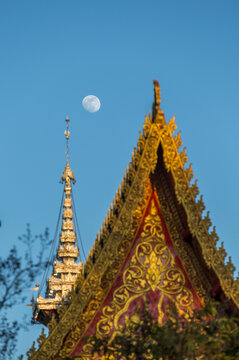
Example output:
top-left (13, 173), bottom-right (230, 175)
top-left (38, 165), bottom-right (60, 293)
top-left (77, 198), bottom-right (195, 359)
top-left (97, 199), bottom-right (194, 332)
top-left (27, 82), bottom-right (239, 360)
top-left (36, 118), bottom-right (82, 313)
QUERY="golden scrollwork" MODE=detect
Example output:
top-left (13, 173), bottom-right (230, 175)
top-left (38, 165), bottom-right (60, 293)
top-left (96, 198), bottom-right (194, 342)
top-left (27, 81), bottom-right (238, 360)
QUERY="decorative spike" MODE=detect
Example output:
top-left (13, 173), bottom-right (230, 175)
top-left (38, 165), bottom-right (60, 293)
top-left (227, 257), bottom-right (236, 277)
top-left (185, 163), bottom-right (194, 182)
top-left (197, 195), bottom-right (205, 214)
top-left (124, 172), bottom-right (127, 182)
top-left (128, 163), bottom-right (132, 175)
top-left (126, 165), bottom-right (129, 173)
top-left (174, 131), bottom-right (183, 150)
top-left (89, 247), bottom-right (93, 257)
top-left (191, 180), bottom-right (199, 199)
top-left (179, 147), bottom-right (188, 166)
top-left (149, 111), bottom-right (152, 122)
top-left (168, 115), bottom-right (177, 134)
top-left (203, 211), bottom-right (212, 230)
top-left (26, 342), bottom-right (37, 357)
top-left (143, 115), bottom-right (150, 137)
top-left (210, 226), bottom-right (219, 244)
top-left (218, 242), bottom-right (227, 263)
top-left (137, 141), bottom-right (141, 154)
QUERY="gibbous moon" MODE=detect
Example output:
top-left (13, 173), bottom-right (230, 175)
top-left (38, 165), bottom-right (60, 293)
top-left (82, 95), bottom-right (101, 113)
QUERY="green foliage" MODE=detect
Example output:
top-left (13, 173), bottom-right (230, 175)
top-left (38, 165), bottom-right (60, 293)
top-left (0, 224), bottom-right (51, 359)
top-left (89, 303), bottom-right (239, 360)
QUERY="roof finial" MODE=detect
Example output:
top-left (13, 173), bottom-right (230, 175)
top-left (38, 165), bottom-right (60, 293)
top-left (152, 80), bottom-right (165, 124)
top-left (62, 116), bottom-right (75, 183)
top-left (153, 80), bottom-right (161, 109)
top-left (64, 116), bottom-right (70, 158)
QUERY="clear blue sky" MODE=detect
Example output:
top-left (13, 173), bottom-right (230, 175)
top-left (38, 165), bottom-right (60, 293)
top-left (1, 0), bottom-right (239, 357)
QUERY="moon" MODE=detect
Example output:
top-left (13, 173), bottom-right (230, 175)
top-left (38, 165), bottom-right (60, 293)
top-left (82, 95), bottom-right (101, 113)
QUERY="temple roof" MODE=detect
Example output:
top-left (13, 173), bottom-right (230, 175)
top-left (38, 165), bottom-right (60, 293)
top-left (27, 81), bottom-right (239, 359)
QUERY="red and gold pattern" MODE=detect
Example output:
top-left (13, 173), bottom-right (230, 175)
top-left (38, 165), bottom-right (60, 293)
top-left (71, 189), bottom-right (201, 359)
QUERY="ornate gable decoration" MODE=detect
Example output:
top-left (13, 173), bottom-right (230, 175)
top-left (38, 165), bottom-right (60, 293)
top-left (27, 81), bottom-right (239, 360)
top-left (68, 186), bottom-right (203, 359)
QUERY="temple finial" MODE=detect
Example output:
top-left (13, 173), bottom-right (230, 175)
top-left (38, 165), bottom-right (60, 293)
top-left (64, 116), bottom-right (70, 156)
top-left (153, 80), bottom-right (161, 109)
top-left (152, 80), bottom-right (165, 124)
top-left (62, 116), bottom-right (75, 183)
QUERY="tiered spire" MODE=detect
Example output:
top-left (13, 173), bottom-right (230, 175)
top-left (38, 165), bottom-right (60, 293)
top-left (36, 117), bottom-right (82, 312)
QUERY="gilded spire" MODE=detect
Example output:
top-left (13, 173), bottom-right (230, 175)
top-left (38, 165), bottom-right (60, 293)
top-left (36, 117), bottom-right (82, 314)
top-left (62, 116), bottom-right (75, 182)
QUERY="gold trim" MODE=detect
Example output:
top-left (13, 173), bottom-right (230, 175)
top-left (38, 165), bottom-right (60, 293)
top-left (27, 81), bottom-right (239, 360)
top-left (98, 198), bottom-right (195, 332)
top-left (76, 197), bottom-right (197, 359)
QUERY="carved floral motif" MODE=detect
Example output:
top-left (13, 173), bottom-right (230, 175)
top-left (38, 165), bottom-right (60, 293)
top-left (96, 199), bottom-right (195, 339)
